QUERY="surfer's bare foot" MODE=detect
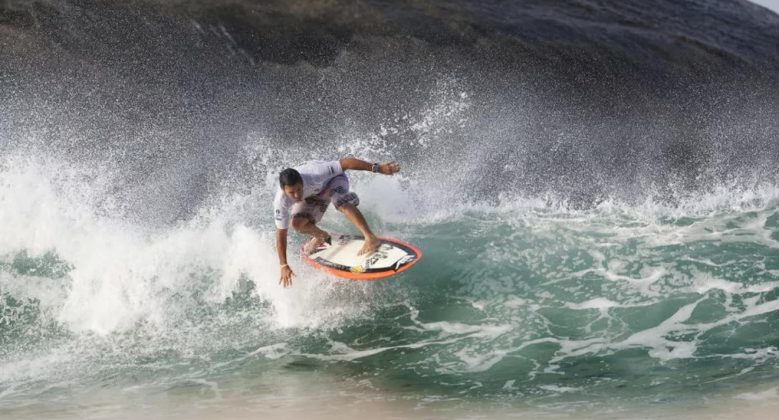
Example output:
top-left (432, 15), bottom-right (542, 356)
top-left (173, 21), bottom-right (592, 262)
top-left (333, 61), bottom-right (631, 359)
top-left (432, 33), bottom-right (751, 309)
top-left (304, 233), bottom-right (331, 255)
top-left (358, 235), bottom-right (380, 255)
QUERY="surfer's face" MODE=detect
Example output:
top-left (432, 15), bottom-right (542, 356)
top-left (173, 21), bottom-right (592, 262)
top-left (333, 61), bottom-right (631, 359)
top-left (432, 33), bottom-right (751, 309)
top-left (283, 183), bottom-right (304, 202)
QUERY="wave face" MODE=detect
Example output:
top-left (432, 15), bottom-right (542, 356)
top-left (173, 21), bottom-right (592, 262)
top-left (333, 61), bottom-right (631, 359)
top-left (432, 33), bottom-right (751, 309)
top-left (2, 0), bottom-right (779, 417)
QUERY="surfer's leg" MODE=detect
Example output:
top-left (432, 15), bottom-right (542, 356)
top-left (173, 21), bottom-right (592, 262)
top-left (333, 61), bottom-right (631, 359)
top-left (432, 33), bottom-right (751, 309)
top-left (326, 175), bottom-right (379, 255)
top-left (338, 203), bottom-right (379, 255)
top-left (292, 216), bottom-right (330, 254)
top-left (290, 198), bottom-right (331, 254)
top-left (291, 216), bottom-right (329, 239)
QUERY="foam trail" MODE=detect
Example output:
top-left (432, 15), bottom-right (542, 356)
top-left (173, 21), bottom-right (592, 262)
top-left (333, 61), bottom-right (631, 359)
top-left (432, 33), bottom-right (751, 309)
top-left (0, 156), bottom-right (375, 334)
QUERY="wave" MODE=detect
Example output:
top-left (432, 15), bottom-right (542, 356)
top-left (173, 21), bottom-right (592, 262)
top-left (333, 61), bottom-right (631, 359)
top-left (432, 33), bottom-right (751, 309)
top-left (1, 150), bottom-right (776, 334)
top-left (2, 0), bottom-right (779, 411)
top-left (1, 150), bottom-right (778, 410)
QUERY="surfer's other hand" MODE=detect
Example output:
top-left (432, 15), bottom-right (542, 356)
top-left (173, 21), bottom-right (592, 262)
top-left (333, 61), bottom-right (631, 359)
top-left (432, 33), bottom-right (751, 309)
top-left (379, 161), bottom-right (400, 175)
top-left (280, 265), bottom-right (295, 287)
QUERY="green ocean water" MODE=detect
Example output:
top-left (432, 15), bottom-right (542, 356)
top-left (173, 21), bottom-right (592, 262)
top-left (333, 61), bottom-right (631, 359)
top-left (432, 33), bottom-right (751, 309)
top-left (2, 0), bottom-right (779, 417)
top-left (2, 181), bottom-right (778, 418)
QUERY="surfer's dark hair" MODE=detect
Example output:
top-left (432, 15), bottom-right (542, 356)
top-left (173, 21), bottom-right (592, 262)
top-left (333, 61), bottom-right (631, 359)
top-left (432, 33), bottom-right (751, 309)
top-left (279, 168), bottom-right (302, 187)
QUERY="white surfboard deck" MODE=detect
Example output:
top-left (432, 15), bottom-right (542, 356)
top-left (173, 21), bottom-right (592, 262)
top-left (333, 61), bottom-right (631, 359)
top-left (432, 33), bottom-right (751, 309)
top-left (302, 233), bottom-right (422, 280)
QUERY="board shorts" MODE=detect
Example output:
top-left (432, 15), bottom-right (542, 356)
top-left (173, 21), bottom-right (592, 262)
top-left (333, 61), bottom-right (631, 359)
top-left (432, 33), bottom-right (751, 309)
top-left (291, 175), bottom-right (359, 225)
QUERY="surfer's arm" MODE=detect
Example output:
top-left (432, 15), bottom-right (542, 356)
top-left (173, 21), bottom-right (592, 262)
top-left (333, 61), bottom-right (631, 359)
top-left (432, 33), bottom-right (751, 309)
top-left (339, 158), bottom-right (401, 175)
top-left (276, 228), bottom-right (289, 266)
top-left (276, 228), bottom-right (294, 287)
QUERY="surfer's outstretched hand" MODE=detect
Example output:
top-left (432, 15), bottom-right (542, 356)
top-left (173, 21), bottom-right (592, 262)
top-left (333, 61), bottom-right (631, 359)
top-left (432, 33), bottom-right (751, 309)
top-left (379, 161), bottom-right (401, 175)
top-left (280, 265), bottom-right (295, 288)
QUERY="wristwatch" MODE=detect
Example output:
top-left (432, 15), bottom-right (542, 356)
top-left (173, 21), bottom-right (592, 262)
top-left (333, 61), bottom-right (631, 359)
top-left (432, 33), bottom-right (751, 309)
top-left (372, 162), bottom-right (380, 173)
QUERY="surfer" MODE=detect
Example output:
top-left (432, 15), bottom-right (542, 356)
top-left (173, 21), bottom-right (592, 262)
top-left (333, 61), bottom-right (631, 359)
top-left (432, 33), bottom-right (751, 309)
top-left (274, 157), bottom-right (401, 287)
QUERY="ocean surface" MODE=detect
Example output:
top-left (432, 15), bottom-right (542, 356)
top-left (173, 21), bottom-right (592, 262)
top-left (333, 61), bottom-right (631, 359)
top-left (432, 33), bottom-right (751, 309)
top-left (2, 0), bottom-right (779, 418)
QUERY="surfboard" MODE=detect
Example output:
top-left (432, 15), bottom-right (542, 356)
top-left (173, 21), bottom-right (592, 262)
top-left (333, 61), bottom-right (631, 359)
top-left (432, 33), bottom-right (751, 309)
top-left (301, 233), bottom-right (422, 280)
